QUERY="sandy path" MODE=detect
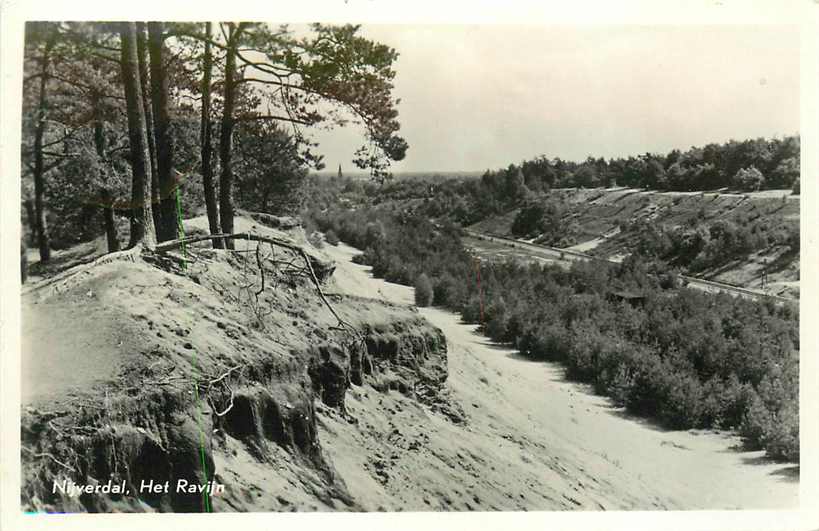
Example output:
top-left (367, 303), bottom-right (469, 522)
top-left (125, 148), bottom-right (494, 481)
top-left (323, 242), bottom-right (799, 510)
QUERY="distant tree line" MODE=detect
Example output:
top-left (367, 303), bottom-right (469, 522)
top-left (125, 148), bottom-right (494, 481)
top-left (457, 135), bottom-right (800, 222)
top-left (488, 135), bottom-right (800, 196)
top-left (312, 135), bottom-right (800, 236)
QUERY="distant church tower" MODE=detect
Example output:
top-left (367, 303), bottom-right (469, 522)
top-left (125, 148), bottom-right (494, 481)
top-left (337, 164), bottom-right (343, 179)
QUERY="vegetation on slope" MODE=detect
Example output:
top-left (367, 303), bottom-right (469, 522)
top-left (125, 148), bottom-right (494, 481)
top-left (307, 200), bottom-right (799, 462)
top-left (500, 189), bottom-right (799, 280)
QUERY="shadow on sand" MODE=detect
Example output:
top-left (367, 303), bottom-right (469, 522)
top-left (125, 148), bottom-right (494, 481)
top-left (446, 306), bottom-right (800, 477)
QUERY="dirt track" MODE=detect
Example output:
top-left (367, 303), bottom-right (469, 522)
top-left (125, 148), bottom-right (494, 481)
top-left (463, 229), bottom-right (793, 302)
top-left (323, 242), bottom-right (799, 510)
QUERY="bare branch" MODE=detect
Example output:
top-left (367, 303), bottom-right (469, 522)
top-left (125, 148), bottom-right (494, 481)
top-left (235, 114), bottom-right (313, 125)
top-left (156, 232), bottom-right (348, 328)
top-left (40, 126), bottom-right (85, 149)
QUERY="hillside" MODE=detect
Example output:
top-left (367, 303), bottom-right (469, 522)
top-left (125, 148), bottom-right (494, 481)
top-left (469, 187), bottom-right (799, 298)
top-left (21, 214), bottom-right (455, 512)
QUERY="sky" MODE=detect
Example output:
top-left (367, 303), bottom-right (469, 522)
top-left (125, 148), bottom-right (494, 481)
top-left (309, 25), bottom-right (800, 174)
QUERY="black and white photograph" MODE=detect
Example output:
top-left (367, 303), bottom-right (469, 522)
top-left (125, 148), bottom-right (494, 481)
top-left (1, 1), bottom-right (817, 529)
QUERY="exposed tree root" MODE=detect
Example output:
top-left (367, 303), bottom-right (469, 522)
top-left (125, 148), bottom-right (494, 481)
top-left (28, 243), bottom-right (145, 294)
top-left (156, 232), bottom-right (350, 330)
top-left (21, 446), bottom-right (76, 472)
top-left (207, 365), bottom-right (243, 388)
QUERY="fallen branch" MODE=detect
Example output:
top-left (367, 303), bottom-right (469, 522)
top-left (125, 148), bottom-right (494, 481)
top-left (122, 375), bottom-right (187, 393)
top-left (29, 244), bottom-right (144, 293)
top-left (205, 365), bottom-right (241, 418)
top-left (156, 232), bottom-right (347, 328)
top-left (160, 233), bottom-right (368, 369)
top-left (156, 232), bottom-right (301, 255)
top-left (296, 243), bottom-right (347, 328)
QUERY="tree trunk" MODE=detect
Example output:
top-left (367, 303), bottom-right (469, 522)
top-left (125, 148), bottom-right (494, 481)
top-left (261, 188), bottom-right (271, 212)
top-left (24, 199), bottom-right (37, 246)
top-left (99, 188), bottom-right (120, 252)
top-left (218, 23), bottom-right (240, 250)
top-left (93, 114), bottom-right (120, 252)
top-left (79, 204), bottom-right (96, 241)
top-left (200, 21), bottom-right (222, 249)
top-left (136, 22), bottom-right (161, 233)
top-left (33, 37), bottom-right (55, 262)
top-left (147, 22), bottom-right (178, 242)
top-left (21, 241), bottom-right (28, 283)
top-left (119, 22), bottom-right (157, 250)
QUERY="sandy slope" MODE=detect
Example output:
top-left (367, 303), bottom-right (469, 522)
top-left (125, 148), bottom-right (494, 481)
top-left (321, 242), bottom-right (799, 510)
top-left (468, 187), bottom-right (799, 298)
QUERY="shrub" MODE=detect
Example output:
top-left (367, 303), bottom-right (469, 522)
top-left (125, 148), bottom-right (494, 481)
top-left (740, 360), bottom-right (799, 460)
top-left (764, 400), bottom-right (800, 461)
top-left (307, 231), bottom-right (325, 249)
top-left (606, 364), bottom-right (636, 407)
top-left (460, 295), bottom-right (483, 324)
top-left (484, 297), bottom-right (509, 341)
top-left (414, 273), bottom-right (434, 307)
top-left (433, 273), bottom-right (466, 307)
top-left (733, 166), bottom-right (765, 192)
top-left (511, 199), bottom-right (565, 242)
top-left (657, 371), bottom-right (705, 429)
top-left (324, 229), bottom-right (340, 246)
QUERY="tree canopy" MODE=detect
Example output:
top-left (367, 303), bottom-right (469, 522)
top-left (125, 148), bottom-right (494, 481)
top-left (21, 21), bottom-right (409, 257)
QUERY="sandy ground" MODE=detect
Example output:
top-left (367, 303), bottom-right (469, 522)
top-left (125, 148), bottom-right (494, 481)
top-left (22, 299), bottom-right (127, 404)
top-left (321, 242), bottom-right (799, 510)
top-left (20, 216), bottom-right (307, 406)
top-left (566, 227), bottom-right (621, 253)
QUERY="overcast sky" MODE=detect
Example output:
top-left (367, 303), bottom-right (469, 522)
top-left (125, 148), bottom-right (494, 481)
top-left (309, 25), bottom-right (800, 173)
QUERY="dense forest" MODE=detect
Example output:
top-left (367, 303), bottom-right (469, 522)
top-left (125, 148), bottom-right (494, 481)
top-left (304, 180), bottom-right (799, 462)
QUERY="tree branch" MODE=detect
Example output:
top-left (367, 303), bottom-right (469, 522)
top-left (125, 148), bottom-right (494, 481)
top-left (40, 126), bottom-right (85, 149)
top-left (42, 150), bottom-right (79, 158)
top-left (43, 159), bottom-right (66, 173)
top-left (235, 114), bottom-right (313, 125)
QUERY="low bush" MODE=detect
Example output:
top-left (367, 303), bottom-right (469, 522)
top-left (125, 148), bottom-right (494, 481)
top-left (414, 273), bottom-right (434, 307)
top-left (324, 229), bottom-right (340, 246)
